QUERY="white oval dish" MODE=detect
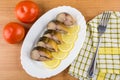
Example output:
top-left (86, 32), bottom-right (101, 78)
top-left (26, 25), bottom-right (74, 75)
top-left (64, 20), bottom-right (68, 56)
top-left (21, 6), bottom-right (86, 78)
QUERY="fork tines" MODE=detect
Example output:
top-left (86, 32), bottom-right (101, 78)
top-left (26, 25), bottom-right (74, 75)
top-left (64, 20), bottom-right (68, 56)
top-left (100, 11), bottom-right (111, 27)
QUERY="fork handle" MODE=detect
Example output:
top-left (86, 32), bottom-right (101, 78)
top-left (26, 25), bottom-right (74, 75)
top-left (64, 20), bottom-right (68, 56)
top-left (87, 37), bottom-right (101, 78)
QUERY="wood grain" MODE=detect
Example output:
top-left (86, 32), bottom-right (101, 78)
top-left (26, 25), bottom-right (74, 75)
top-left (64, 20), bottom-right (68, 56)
top-left (0, 0), bottom-right (120, 80)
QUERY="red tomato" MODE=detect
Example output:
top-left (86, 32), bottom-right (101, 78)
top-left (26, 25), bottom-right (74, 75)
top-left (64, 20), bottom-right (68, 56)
top-left (15, 1), bottom-right (40, 23)
top-left (3, 22), bottom-right (25, 44)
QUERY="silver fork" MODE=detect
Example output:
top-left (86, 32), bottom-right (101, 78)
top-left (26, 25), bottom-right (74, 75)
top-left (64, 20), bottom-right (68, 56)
top-left (87, 11), bottom-right (111, 78)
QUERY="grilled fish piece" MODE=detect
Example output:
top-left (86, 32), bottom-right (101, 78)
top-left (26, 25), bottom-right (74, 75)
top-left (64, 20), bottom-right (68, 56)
top-left (56, 12), bottom-right (76, 26)
top-left (47, 20), bottom-right (68, 34)
top-left (31, 47), bottom-right (53, 61)
top-left (37, 37), bottom-right (58, 52)
top-left (43, 30), bottom-right (63, 44)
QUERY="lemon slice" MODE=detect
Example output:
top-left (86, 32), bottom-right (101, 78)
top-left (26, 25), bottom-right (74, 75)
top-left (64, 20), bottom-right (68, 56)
top-left (68, 25), bottom-right (80, 34)
top-left (52, 51), bottom-right (69, 60)
top-left (58, 43), bottom-right (74, 52)
top-left (62, 33), bottom-right (78, 44)
top-left (43, 59), bottom-right (61, 69)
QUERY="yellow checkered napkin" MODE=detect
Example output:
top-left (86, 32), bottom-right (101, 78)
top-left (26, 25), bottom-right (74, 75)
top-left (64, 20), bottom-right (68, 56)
top-left (69, 11), bottom-right (120, 80)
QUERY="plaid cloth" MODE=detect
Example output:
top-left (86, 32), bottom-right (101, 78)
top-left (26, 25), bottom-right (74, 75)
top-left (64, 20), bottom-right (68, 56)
top-left (69, 11), bottom-right (120, 80)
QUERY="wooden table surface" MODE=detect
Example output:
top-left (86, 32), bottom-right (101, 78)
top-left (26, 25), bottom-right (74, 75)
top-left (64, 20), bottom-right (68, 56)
top-left (0, 0), bottom-right (120, 80)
